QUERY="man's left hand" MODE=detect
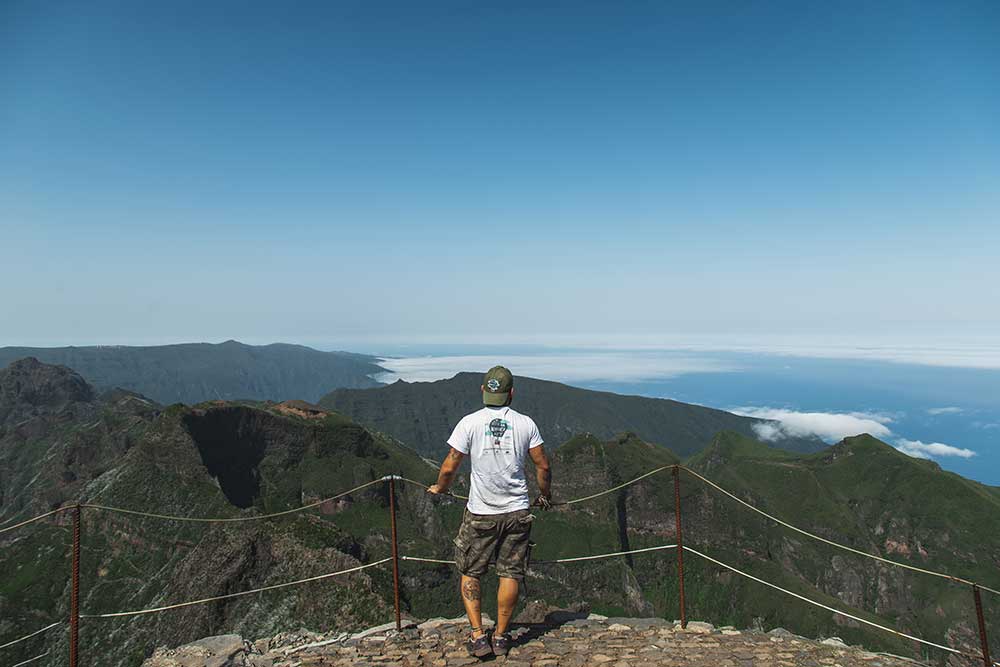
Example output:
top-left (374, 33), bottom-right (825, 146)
top-left (427, 484), bottom-right (444, 495)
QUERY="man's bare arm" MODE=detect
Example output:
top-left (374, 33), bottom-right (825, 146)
top-left (529, 445), bottom-right (552, 500)
top-left (427, 447), bottom-right (465, 494)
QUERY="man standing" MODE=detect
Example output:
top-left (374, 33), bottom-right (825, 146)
top-left (427, 366), bottom-right (552, 658)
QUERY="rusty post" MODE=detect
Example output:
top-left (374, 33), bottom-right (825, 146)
top-left (70, 503), bottom-right (81, 667)
top-left (673, 466), bottom-right (687, 628)
top-left (973, 584), bottom-right (992, 667)
top-left (388, 476), bottom-right (402, 631)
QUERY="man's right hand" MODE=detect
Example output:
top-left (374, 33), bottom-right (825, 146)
top-left (529, 445), bottom-right (552, 509)
top-left (427, 484), bottom-right (444, 495)
top-left (532, 494), bottom-right (552, 510)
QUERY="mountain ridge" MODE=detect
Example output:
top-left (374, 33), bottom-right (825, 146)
top-left (0, 341), bottom-right (385, 405)
top-left (319, 371), bottom-right (826, 459)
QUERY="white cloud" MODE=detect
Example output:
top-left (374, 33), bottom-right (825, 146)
top-left (732, 407), bottom-right (894, 442)
top-left (895, 439), bottom-right (976, 459)
top-left (365, 334), bottom-right (1000, 370)
top-left (375, 353), bottom-right (736, 384)
top-left (927, 406), bottom-right (964, 415)
top-left (733, 406), bottom-right (977, 461)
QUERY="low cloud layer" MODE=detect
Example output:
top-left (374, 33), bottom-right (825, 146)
top-left (732, 407), bottom-right (894, 442)
top-left (927, 406), bottom-right (964, 415)
top-left (732, 406), bottom-right (976, 461)
top-left (384, 335), bottom-right (1000, 370)
top-left (895, 439), bottom-right (976, 459)
top-left (376, 353), bottom-right (735, 384)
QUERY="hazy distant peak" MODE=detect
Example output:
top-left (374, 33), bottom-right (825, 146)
top-left (0, 342), bottom-right (385, 404)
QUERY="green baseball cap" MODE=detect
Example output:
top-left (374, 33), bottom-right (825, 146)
top-left (483, 365), bottom-right (514, 406)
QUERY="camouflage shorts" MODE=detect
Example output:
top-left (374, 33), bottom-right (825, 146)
top-left (453, 508), bottom-right (534, 581)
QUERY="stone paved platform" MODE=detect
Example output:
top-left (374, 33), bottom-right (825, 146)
top-left (241, 617), bottom-right (930, 667)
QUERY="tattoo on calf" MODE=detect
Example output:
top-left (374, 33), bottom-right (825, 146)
top-left (462, 579), bottom-right (481, 601)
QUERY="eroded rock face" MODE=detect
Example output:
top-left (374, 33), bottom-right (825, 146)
top-left (142, 616), bottom-right (927, 667)
top-left (0, 356), bottom-right (95, 424)
top-left (144, 634), bottom-right (247, 667)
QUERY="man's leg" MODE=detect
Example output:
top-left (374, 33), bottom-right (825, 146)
top-left (495, 576), bottom-right (519, 635)
top-left (460, 575), bottom-right (485, 638)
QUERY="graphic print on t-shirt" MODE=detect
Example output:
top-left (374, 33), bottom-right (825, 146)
top-left (481, 416), bottom-right (514, 467)
top-left (487, 418), bottom-right (511, 450)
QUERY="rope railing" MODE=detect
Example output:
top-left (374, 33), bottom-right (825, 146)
top-left (396, 466), bottom-right (678, 506)
top-left (0, 622), bottom-right (63, 651)
top-left (402, 543), bottom-right (679, 566)
top-left (3, 466), bottom-right (994, 594)
top-left (554, 465), bottom-right (675, 506)
top-left (401, 465), bottom-right (998, 594)
top-left (404, 543), bottom-right (989, 662)
top-left (2, 463), bottom-right (998, 666)
top-left (677, 465), bottom-right (979, 587)
top-left (537, 543), bottom-right (678, 564)
top-left (12, 652), bottom-right (51, 667)
top-left (396, 476), bottom-right (468, 501)
top-left (80, 478), bottom-right (384, 523)
top-left (4, 544), bottom-right (981, 666)
top-left (0, 507), bottom-right (71, 535)
top-left (682, 545), bottom-right (976, 661)
top-left (0, 479), bottom-right (385, 535)
top-left (80, 558), bottom-right (391, 619)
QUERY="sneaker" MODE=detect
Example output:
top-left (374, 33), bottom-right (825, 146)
top-left (466, 632), bottom-right (492, 658)
top-left (492, 632), bottom-right (512, 656)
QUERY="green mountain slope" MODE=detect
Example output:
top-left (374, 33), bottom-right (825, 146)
top-left (0, 359), bottom-right (452, 667)
top-left (681, 432), bottom-right (1000, 660)
top-left (0, 341), bottom-right (384, 404)
top-left (318, 372), bottom-right (824, 459)
top-left (4, 360), bottom-right (998, 666)
top-left (487, 429), bottom-right (1000, 663)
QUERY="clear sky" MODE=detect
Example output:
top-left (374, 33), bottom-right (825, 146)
top-left (2, 1), bottom-right (998, 348)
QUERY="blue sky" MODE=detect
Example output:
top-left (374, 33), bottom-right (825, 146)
top-left (2, 1), bottom-right (998, 346)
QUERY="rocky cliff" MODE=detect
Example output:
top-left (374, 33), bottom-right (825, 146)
top-left (0, 359), bottom-right (445, 667)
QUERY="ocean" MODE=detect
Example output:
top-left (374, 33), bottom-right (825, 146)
top-left (343, 344), bottom-right (1000, 486)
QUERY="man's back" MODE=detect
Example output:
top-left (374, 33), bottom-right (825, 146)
top-left (427, 365), bottom-right (552, 658)
top-left (447, 405), bottom-right (543, 514)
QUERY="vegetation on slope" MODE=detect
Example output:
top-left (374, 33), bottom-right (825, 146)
top-left (4, 359), bottom-right (998, 667)
top-left (0, 359), bottom-right (437, 667)
top-left (677, 431), bottom-right (1000, 661)
top-left (319, 372), bottom-right (824, 459)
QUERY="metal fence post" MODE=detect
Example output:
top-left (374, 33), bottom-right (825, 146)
top-left (388, 476), bottom-right (402, 631)
top-left (973, 584), bottom-right (992, 667)
top-left (673, 466), bottom-right (687, 628)
top-left (70, 503), bottom-right (81, 667)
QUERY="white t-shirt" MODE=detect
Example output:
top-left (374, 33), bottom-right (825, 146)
top-left (447, 406), bottom-right (544, 515)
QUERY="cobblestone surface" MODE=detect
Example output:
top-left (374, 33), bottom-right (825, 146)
top-left (252, 617), bottom-right (926, 667)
